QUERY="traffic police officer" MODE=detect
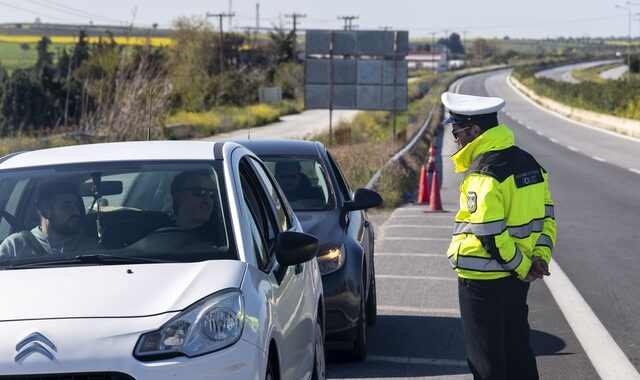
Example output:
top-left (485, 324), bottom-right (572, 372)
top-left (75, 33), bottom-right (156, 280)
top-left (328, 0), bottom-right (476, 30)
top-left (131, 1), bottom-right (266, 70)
top-left (442, 92), bottom-right (556, 380)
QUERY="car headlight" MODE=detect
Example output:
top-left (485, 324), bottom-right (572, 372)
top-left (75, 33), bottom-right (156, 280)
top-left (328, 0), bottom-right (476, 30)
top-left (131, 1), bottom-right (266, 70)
top-left (317, 247), bottom-right (345, 274)
top-left (134, 289), bottom-right (244, 361)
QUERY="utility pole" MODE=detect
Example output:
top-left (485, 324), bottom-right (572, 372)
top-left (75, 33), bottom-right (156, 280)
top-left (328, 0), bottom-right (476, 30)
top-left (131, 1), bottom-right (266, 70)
top-left (207, 12), bottom-right (235, 76)
top-left (256, 2), bottom-right (260, 31)
top-left (207, 11), bottom-right (235, 105)
top-left (616, 5), bottom-right (632, 67)
top-left (285, 12), bottom-right (306, 59)
top-left (431, 31), bottom-right (437, 72)
top-left (337, 15), bottom-right (358, 31)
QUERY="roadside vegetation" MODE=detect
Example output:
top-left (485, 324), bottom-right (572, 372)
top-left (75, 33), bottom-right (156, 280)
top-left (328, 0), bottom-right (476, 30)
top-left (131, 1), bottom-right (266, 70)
top-left (0, 18), bottom-right (304, 152)
top-left (571, 62), bottom-right (622, 83)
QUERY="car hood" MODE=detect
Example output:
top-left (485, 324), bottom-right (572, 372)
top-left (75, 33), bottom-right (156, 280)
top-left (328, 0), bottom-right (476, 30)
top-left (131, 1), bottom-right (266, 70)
top-left (296, 210), bottom-right (344, 253)
top-left (0, 260), bottom-right (247, 320)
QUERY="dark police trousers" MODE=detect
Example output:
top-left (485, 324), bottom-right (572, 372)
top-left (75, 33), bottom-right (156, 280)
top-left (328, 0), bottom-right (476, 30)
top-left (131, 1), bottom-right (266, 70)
top-left (458, 276), bottom-right (539, 380)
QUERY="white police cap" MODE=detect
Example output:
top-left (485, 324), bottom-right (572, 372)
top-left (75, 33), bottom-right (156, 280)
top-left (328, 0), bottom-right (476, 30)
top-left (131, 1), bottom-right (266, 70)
top-left (441, 92), bottom-right (505, 125)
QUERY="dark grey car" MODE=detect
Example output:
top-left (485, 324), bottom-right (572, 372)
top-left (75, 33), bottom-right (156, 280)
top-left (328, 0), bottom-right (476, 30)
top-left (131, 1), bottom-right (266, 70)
top-left (238, 139), bottom-right (383, 361)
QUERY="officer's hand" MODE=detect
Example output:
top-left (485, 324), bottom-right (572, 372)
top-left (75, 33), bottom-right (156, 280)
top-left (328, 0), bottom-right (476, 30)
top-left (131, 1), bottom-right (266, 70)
top-left (528, 257), bottom-right (550, 280)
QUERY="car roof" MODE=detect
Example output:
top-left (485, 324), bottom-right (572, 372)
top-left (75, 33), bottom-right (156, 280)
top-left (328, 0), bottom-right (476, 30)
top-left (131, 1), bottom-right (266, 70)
top-left (233, 139), bottom-right (324, 157)
top-left (0, 141), bottom-right (231, 170)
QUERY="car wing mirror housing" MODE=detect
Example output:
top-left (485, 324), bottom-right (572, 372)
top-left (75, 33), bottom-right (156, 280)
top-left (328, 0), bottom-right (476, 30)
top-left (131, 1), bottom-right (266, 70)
top-left (344, 188), bottom-right (383, 211)
top-left (276, 231), bottom-right (319, 266)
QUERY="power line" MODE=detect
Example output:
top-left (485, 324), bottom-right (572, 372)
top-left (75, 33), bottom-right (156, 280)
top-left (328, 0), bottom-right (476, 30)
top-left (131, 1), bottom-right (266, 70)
top-left (409, 15), bottom-right (625, 32)
top-left (337, 15), bottom-right (358, 31)
top-left (0, 0), bottom-right (74, 23)
top-left (27, 0), bottom-right (121, 23)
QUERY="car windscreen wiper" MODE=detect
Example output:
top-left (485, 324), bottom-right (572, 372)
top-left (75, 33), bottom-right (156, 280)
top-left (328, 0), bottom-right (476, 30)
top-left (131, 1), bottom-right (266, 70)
top-left (2, 254), bottom-right (170, 269)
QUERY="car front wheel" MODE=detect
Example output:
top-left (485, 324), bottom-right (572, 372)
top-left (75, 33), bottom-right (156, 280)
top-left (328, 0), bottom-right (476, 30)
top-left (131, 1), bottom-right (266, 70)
top-left (312, 317), bottom-right (326, 380)
top-left (347, 277), bottom-right (367, 361)
top-left (366, 260), bottom-right (377, 326)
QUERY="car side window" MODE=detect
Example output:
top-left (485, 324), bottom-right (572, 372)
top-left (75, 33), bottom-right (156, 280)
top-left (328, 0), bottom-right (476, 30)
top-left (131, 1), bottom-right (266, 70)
top-left (326, 151), bottom-right (352, 202)
top-left (239, 159), bottom-right (279, 268)
top-left (247, 157), bottom-right (291, 232)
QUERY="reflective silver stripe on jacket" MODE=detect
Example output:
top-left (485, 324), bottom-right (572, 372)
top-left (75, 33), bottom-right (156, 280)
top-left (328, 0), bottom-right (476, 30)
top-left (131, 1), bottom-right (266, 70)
top-left (451, 247), bottom-right (523, 272)
top-left (508, 218), bottom-right (545, 238)
top-left (453, 220), bottom-right (506, 236)
top-left (545, 205), bottom-right (555, 218)
top-left (536, 234), bottom-right (554, 250)
top-left (455, 214), bottom-right (553, 239)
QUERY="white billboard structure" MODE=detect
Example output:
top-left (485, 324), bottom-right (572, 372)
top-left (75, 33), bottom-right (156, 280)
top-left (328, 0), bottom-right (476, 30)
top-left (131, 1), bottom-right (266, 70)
top-left (305, 30), bottom-right (409, 145)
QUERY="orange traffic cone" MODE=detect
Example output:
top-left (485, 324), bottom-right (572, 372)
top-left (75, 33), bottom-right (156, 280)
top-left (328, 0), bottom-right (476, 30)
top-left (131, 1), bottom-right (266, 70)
top-left (429, 169), bottom-right (443, 211)
top-left (417, 164), bottom-right (430, 204)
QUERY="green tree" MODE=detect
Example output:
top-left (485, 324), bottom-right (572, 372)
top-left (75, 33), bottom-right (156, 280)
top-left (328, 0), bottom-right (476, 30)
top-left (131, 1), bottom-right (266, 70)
top-left (0, 69), bottom-right (51, 135)
top-left (270, 26), bottom-right (296, 63)
top-left (71, 30), bottom-right (90, 71)
top-left (630, 54), bottom-right (640, 74)
top-left (447, 33), bottom-right (465, 55)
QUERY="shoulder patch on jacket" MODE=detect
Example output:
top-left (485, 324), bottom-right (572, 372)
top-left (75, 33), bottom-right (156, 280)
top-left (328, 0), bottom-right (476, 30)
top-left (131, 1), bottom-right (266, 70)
top-left (468, 146), bottom-right (545, 187)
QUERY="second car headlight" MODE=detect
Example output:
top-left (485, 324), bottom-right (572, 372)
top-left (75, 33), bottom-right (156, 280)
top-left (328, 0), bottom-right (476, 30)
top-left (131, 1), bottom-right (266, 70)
top-left (317, 247), bottom-right (345, 274)
top-left (134, 289), bottom-right (244, 360)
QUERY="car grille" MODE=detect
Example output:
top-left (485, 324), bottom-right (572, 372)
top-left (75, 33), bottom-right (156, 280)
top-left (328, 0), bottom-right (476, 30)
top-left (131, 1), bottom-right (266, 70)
top-left (0, 373), bottom-right (135, 380)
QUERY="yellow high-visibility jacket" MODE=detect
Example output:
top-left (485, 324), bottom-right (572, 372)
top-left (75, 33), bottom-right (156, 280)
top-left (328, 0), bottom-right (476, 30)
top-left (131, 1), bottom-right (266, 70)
top-left (447, 125), bottom-right (556, 280)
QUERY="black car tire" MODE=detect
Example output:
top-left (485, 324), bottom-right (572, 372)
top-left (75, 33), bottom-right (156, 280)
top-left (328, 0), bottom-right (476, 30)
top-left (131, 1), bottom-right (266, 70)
top-left (365, 260), bottom-right (377, 326)
top-left (347, 277), bottom-right (367, 361)
top-left (265, 359), bottom-right (275, 380)
top-left (312, 317), bottom-right (326, 380)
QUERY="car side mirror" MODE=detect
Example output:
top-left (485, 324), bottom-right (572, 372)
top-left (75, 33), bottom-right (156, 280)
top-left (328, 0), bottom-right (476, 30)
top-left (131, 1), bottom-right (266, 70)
top-left (276, 231), bottom-right (319, 266)
top-left (344, 188), bottom-right (383, 211)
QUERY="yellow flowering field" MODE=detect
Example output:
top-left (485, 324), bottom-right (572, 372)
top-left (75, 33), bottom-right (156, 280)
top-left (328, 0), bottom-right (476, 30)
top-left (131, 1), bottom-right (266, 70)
top-left (0, 35), bottom-right (172, 46)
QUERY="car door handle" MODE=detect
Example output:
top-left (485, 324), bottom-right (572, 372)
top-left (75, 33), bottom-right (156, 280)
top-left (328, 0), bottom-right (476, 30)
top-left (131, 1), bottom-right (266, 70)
top-left (295, 264), bottom-right (303, 275)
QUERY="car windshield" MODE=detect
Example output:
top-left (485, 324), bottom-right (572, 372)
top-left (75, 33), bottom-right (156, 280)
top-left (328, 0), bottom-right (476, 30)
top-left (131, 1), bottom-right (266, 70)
top-left (260, 155), bottom-right (335, 211)
top-left (0, 161), bottom-right (236, 269)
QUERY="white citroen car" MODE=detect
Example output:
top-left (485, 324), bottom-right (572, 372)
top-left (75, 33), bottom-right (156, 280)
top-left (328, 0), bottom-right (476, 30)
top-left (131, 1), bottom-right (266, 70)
top-left (0, 141), bottom-right (325, 380)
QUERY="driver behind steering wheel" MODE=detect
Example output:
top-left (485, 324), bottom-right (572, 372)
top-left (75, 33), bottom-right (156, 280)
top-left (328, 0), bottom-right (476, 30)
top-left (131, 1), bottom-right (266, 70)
top-left (169, 170), bottom-right (218, 243)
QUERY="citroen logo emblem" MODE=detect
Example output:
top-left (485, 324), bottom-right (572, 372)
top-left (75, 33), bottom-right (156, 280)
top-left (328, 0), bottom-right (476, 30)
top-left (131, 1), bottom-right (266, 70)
top-left (15, 332), bottom-right (57, 362)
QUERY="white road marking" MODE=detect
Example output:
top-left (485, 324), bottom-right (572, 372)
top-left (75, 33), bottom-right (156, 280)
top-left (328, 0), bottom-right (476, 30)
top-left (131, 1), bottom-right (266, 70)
top-left (383, 224), bottom-right (452, 229)
top-left (567, 145), bottom-right (579, 152)
top-left (377, 274), bottom-right (456, 281)
top-left (592, 156), bottom-right (606, 162)
top-left (550, 138), bottom-right (559, 143)
top-left (378, 305), bottom-right (460, 317)
top-left (525, 125), bottom-right (532, 130)
top-left (367, 354), bottom-right (468, 368)
top-left (629, 168), bottom-right (640, 175)
top-left (376, 253), bottom-right (442, 257)
top-left (545, 259), bottom-right (640, 379)
top-left (383, 237), bottom-right (451, 242)
top-left (536, 130), bottom-right (545, 136)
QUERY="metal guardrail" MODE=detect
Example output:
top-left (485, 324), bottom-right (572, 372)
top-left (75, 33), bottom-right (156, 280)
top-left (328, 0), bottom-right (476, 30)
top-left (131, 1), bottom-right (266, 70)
top-left (365, 105), bottom-right (435, 190)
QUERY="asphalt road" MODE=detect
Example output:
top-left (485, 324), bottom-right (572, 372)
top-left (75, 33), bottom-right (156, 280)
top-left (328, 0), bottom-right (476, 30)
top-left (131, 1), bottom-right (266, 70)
top-left (534, 59), bottom-right (622, 83)
top-left (326, 69), bottom-right (640, 379)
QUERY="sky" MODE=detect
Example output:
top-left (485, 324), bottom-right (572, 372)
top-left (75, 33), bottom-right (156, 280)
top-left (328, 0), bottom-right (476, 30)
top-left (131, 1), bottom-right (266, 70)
top-left (0, 0), bottom-right (638, 39)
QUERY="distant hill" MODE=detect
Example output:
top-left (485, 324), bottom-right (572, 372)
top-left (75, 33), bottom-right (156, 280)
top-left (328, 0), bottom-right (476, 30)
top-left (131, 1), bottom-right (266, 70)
top-left (0, 22), bottom-right (171, 38)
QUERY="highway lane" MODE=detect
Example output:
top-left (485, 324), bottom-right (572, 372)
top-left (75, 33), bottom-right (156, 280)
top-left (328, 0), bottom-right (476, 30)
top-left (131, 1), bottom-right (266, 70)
top-left (534, 59), bottom-right (622, 83)
top-left (482, 69), bottom-right (640, 375)
top-left (327, 69), bottom-right (640, 379)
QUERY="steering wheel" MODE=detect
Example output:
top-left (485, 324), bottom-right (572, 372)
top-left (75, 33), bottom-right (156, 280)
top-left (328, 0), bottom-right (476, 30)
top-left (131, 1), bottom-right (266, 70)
top-left (128, 226), bottom-right (214, 253)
